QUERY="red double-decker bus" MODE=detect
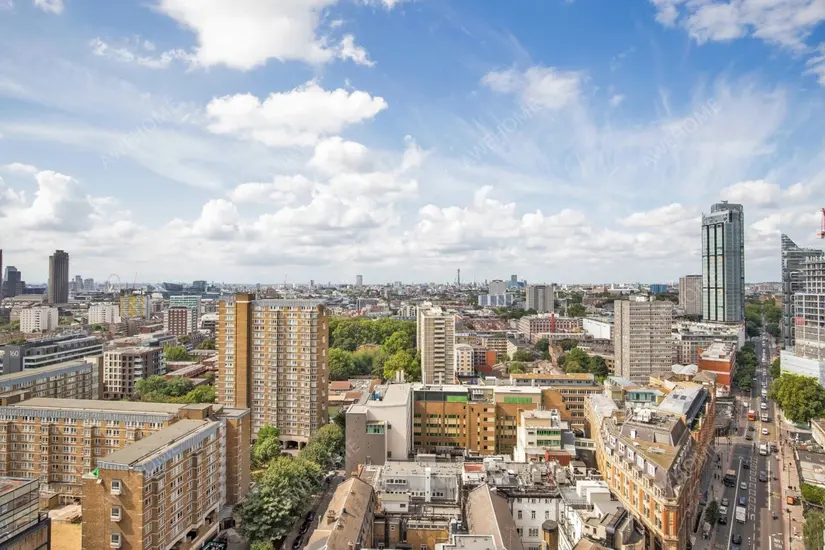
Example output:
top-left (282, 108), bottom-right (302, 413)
top-left (747, 410), bottom-right (756, 421)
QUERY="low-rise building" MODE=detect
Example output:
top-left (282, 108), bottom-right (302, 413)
top-left (672, 321), bottom-right (744, 365)
top-left (306, 477), bottom-right (377, 550)
top-left (345, 384), bottom-right (412, 473)
top-left (697, 341), bottom-right (736, 389)
top-left (454, 343), bottom-right (475, 378)
top-left (513, 409), bottom-right (571, 463)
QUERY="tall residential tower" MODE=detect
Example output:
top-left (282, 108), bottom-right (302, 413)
top-left (614, 299), bottom-right (674, 384)
top-left (781, 234), bottom-right (823, 349)
top-left (525, 284), bottom-right (555, 313)
top-left (701, 202), bottom-right (744, 322)
top-left (417, 306), bottom-right (456, 384)
top-left (678, 275), bottom-right (702, 316)
top-left (47, 249), bottom-right (70, 305)
top-left (217, 295), bottom-right (328, 445)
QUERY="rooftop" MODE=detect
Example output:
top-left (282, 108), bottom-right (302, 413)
top-left (306, 477), bottom-right (374, 550)
top-left (0, 359), bottom-right (97, 386)
top-left (96, 419), bottom-right (210, 467)
top-left (7, 397), bottom-right (184, 415)
top-left (0, 477), bottom-right (35, 498)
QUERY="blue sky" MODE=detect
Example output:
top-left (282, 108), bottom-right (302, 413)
top-left (1, 0), bottom-right (825, 285)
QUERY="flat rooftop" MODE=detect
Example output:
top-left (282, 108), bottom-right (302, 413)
top-left (8, 397), bottom-right (184, 415)
top-left (0, 477), bottom-right (35, 498)
top-left (98, 419), bottom-right (211, 467)
top-left (0, 359), bottom-right (96, 386)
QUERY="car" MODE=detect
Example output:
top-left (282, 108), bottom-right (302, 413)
top-left (743, 461), bottom-right (750, 470)
top-left (738, 496), bottom-right (747, 506)
top-left (719, 515), bottom-right (728, 525)
top-left (291, 537), bottom-right (303, 550)
top-left (761, 402), bottom-right (768, 410)
top-left (759, 471), bottom-right (767, 482)
top-left (306, 511), bottom-right (315, 522)
top-left (746, 434), bottom-right (753, 440)
top-left (299, 523), bottom-right (310, 535)
top-left (732, 533), bottom-right (742, 545)
top-left (762, 428), bottom-right (769, 435)
top-left (740, 481), bottom-right (747, 491)
top-left (721, 498), bottom-right (730, 507)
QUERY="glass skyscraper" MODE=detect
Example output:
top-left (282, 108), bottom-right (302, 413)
top-left (781, 234), bottom-right (823, 349)
top-left (701, 201), bottom-right (745, 322)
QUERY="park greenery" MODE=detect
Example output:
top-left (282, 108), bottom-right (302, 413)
top-left (511, 349), bottom-right (536, 362)
top-left (557, 345), bottom-right (608, 381)
top-left (0, 320), bottom-right (20, 332)
top-left (804, 510), bottom-right (825, 550)
top-left (734, 342), bottom-right (758, 391)
top-left (164, 345), bottom-right (194, 362)
top-left (134, 375), bottom-right (216, 404)
top-left (197, 338), bottom-right (216, 350)
top-left (769, 373), bottom-right (825, 424)
top-left (327, 318), bottom-right (420, 381)
top-left (239, 424), bottom-right (345, 544)
top-left (802, 483), bottom-right (825, 506)
top-left (567, 303), bottom-right (587, 317)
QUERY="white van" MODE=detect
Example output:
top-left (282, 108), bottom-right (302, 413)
top-left (759, 443), bottom-right (768, 456)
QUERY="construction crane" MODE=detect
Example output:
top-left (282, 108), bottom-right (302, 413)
top-left (818, 208), bottom-right (825, 239)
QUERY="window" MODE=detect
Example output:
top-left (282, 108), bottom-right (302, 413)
top-left (545, 510), bottom-right (550, 520)
top-left (110, 533), bottom-right (121, 547)
top-left (111, 479), bottom-right (122, 495)
top-left (111, 506), bottom-right (122, 521)
top-left (517, 510), bottom-right (522, 519)
top-left (531, 510), bottom-right (536, 519)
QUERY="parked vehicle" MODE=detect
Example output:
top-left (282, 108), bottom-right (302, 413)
top-left (735, 506), bottom-right (746, 524)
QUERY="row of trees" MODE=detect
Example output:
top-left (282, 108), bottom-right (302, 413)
top-left (733, 343), bottom-right (758, 390)
top-left (768, 373), bottom-right (825, 424)
top-left (804, 509), bottom-right (825, 550)
top-left (164, 345), bottom-right (194, 362)
top-left (134, 375), bottom-right (216, 404)
top-left (770, 357), bottom-right (781, 379)
top-left (239, 424), bottom-right (345, 545)
top-left (327, 318), bottom-right (421, 381)
top-left (744, 298), bottom-right (781, 337)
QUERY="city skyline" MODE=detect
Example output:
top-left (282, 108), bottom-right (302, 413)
top-left (1, 1), bottom-right (825, 283)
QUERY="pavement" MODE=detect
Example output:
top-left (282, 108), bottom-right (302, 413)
top-left (283, 471), bottom-right (343, 550)
top-left (777, 416), bottom-right (806, 550)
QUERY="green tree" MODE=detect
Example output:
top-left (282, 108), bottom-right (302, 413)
top-left (558, 339), bottom-right (578, 352)
top-left (178, 335), bottom-right (191, 344)
top-left (183, 385), bottom-right (216, 404)
top-left (512, 349), bottom-right (535, 362)
top-left (251, 542), bottom-right (273, 550)
top-left (534, 338), bottom-right (550, 353)
top-left (352, 347), bottom-right (386, 378)
top-left (383, 350), bottom-right (418, 381)
top-left (567, 303), bottom-right (587, 317)
top-left (197, 338), bottom-right (216, 350)
top-left (564, 360), bottom-right (588, 374)
top-left (769, 373), bottom-right (825, 424)
top-left (704, 500), bottom-right (720, 525)
top-left (328, 348), bottom-right (356, 381)
top-left (509, 362), bottom-right (525, 374)
top-left (802, 483), bottom-right (825, 506)
top-left (770, 358), bottom-right (781, 379)
top-left (804, 510), bottom-right (825, 550)
top-left (588, 355), bottom-right (609, 381)
top-left (164, 346), bottom-right (192, 362)
top-left (238, 456), bottom-right (322, 543)
top-left (135, 375), bottom-right (169, 398)
top-left (252, 425), bottom-right (282, 469)
top-left (299, 424), bottom-right (344, 471)
top-left (166, 377), bottom-right (194, 397)
top-left (381, 330), bottom-right (415, 356)
top-left (91, 324), bottom-right (104, 332)
top-left (765, 323), bottom-right (780, 338)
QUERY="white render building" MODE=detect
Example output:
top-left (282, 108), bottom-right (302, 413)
top-left (88, 303), bottom-right (121, 324)
top-left (19, 306), bottom-right (59, 333)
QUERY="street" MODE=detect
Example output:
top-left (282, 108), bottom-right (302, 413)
top-left (697, 331), bottom-right (785, 550)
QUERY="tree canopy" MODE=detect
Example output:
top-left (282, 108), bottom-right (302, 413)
top-left (511, 349), bottom-right (536, 362)
top-left (734, 344), bottom-right (758, 390)
top-left (325, 317), bottom-right (418, 381)
top-left (704, 500), bottom-right (720, 525)
top-left (802, 483), bottom-right (825, 506)
top-left (298, 424), bottom-right (344, 471)
top-left (164, 346), bottom-right (193, 362)
top-left (558, 347), bottom-right (607, 381)
top-left (567, 303), bottom-right (587, 317)
top-left (804, 510), bottom-right (825, 550)
top-left (238, 456), bottom-right (322, 543)
top-left (769, 373), bottom-right (825, 424)
top-left (135, 375), bottom-right (215, 404)
top-left (197, 338), bottom-right (216, 350)
top-left (508, 362), bottom-right (525, 374)
top-left (252, 425), bottom-right (281, 470)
